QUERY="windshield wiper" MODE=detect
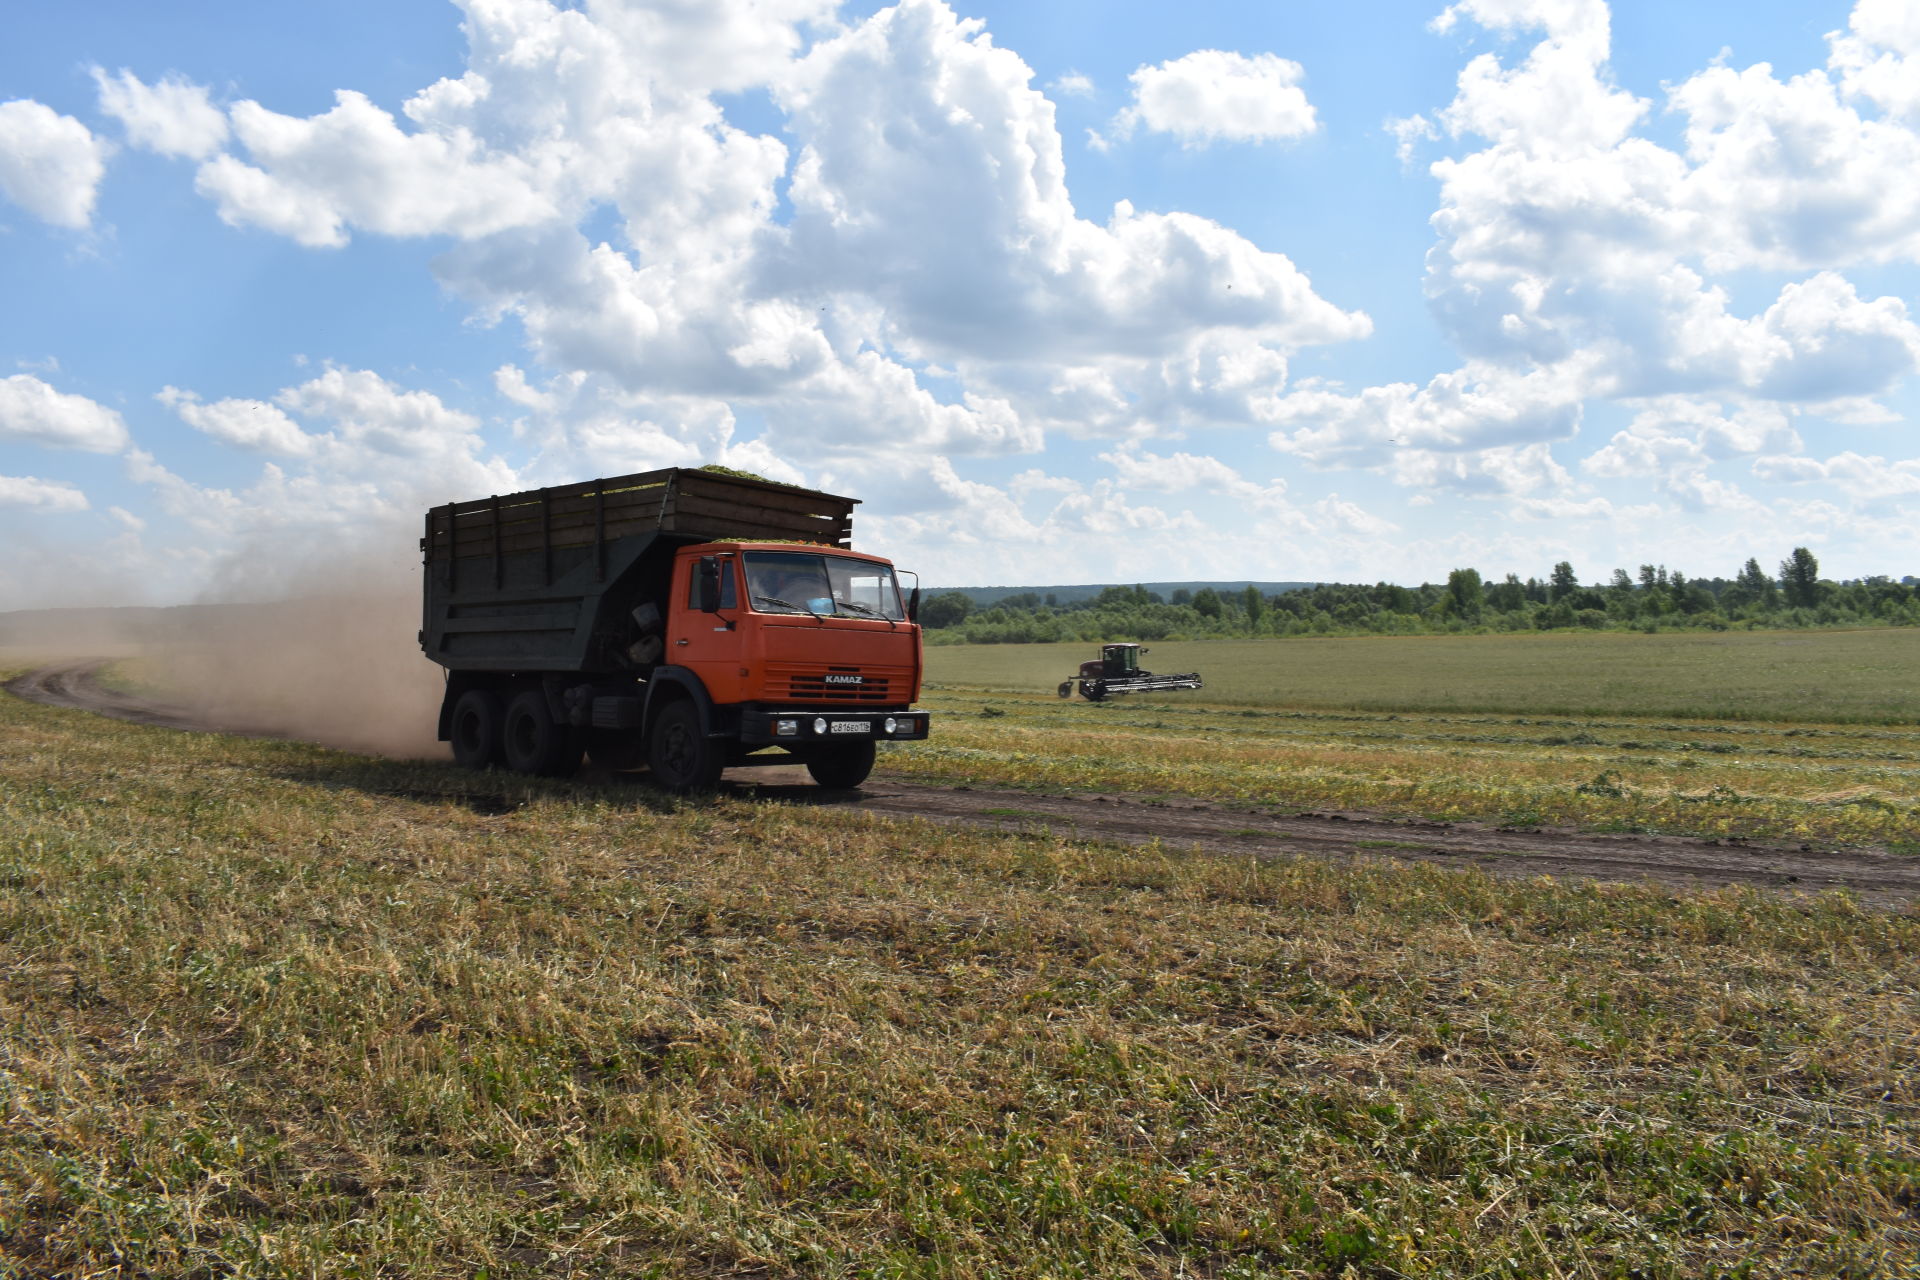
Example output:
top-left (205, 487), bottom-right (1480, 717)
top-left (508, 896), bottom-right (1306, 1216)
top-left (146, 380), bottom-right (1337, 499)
top-left (833, 599), bottom-right (897, 628)
top-left (753, 593), bottom-right (826, 620)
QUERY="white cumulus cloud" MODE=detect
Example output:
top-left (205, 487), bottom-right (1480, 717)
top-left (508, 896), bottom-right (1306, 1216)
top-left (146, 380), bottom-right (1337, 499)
top-left (1829, 0), bottom-right (1920, 121)
top-left (1100, 50), bottom-right (1317, 149)
top-left (157, 386), bottom-right (315, 455)
top-left (93, 68), bottom-right (230, 159)
top-left (0, 375), bottom-right (130, 452)
top-left (195, 91), bottom-right (560, 248)
top-left (1753, 450), bottom-right (1920, 502)
top-left (1272, 0), bottom-right (1920, 506)
top-left (1051, 71), bottom-right (1095, 99)
top-left (775, 3), bottom-right (1363, 365)
top-left (0, 474), bottom-right (89, 512)
top-left (0, 100), bottom-right (110, 228)
top-left (126, 367), bottom-right (519, 544)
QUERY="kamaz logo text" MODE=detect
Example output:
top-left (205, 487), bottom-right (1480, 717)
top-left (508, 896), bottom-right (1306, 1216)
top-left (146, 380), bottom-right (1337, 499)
top-left (823, 674), bottom-right (865, 685)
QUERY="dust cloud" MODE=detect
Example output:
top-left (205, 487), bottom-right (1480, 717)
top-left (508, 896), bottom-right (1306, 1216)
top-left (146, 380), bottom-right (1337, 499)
top-left (147, 531), bottom-right (449, 758)
top-left (0, 609), bottom-right (148, 665)
top-left (1, 523), bottom-right (450, 759)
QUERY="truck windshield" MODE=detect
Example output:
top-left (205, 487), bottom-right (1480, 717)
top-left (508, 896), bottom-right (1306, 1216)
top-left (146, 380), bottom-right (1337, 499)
top-left (744, 551), bottom-right (905, 620)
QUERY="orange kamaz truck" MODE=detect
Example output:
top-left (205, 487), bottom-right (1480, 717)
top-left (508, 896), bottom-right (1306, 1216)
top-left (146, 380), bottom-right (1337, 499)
top-left (419, 467), bottom-right (927, 790)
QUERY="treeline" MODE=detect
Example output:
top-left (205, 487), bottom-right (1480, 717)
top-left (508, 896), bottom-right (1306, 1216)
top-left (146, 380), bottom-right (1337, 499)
top-left (921, 548), bottom-right (1920, 645)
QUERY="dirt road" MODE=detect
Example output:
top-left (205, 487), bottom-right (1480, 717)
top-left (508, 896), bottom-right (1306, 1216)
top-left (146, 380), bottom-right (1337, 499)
top-left (10, 658), bottom-right (1918, 907)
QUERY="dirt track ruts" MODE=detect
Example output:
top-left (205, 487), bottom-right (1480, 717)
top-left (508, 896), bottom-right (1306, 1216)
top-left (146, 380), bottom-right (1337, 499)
top-left (10, 658), bottom-right (1919, 908)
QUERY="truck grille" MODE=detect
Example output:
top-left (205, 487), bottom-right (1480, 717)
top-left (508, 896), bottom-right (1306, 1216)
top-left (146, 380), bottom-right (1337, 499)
top-left (764, 665), bottom-right (898, 703)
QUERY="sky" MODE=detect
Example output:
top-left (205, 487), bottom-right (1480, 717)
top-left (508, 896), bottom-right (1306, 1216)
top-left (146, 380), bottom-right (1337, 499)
top-left (2, 0), bottom-right (1918, 606)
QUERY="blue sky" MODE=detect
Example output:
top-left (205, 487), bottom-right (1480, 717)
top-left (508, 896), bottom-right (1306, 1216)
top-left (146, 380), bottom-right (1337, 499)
top-left (2, 0), bottom-right (1917, 606)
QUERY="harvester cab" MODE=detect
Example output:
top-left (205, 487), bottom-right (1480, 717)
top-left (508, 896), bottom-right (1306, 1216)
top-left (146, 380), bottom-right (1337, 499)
top-left (1101, 643), bottom-right (1143, 677)
top-left (1057, 643), bottom-right (1203, 702)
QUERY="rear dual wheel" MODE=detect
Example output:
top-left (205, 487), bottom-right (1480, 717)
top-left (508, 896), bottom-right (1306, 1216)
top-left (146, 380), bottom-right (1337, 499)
top-left (502, 690), bottom-right (584, 777)
top-left (450, 689), bottom-right (505, 769)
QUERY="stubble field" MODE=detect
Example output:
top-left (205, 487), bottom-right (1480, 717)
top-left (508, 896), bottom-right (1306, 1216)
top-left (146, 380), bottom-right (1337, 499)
top-left (3, 630), bottom-right (1918, 1278)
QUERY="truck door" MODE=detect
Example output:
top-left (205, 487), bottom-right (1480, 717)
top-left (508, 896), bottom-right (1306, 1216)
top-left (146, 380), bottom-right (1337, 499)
top-left (672, 551), bottom-right (747, 703)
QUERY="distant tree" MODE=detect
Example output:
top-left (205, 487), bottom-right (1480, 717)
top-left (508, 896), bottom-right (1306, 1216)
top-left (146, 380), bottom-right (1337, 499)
top-left (1735, 558), bottom-right (1776, 607)
top-left (1445, 568), bottom-right (1484, 619)
top-left (1566, 588), bottom-right (1608, 612)
top-left (999, 592), bottom-right (1042, 612)
top-left (919, 591), bottom-right (973, 629)
top-left (1780, 547), bottom-right (1821, 607)
top-left (1549, 561), bottom-right (1578, 602)
top-left (1243, 584), bottom-right (1264, 630)
top-left (1677, 582), bottom-right (1717, 615)
top-left (1191, 588), bottom-right (1223, 618)
top-left (1170, 588), bottom-right (1193, 606)
top-left (1487, 573), bottom-right (1527, 611)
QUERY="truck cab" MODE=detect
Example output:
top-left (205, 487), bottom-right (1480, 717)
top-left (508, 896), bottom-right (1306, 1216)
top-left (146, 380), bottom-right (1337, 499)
top-left (651, 542), bottom-right (928, 787)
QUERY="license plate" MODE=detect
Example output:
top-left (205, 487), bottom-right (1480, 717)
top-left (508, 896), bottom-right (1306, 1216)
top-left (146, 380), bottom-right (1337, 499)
top-left (829, 720), bottom-right (871, 734)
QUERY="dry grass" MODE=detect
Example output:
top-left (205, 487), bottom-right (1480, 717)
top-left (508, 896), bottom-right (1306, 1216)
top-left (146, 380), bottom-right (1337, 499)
top-left (3, 673), bottom-right (1918, 1277)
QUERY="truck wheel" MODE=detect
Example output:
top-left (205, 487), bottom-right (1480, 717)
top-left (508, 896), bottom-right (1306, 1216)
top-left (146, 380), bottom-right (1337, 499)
top-left (1056, 681), bottom-right (1072, 698)
top-left (805, 741), bottom-right (876, 789)
top-left (648, 699), bottom-right (722, 793)
top-left (503, 690), bottom-right (584, 777)
top-left (450, 689), bottom-right (505, 769)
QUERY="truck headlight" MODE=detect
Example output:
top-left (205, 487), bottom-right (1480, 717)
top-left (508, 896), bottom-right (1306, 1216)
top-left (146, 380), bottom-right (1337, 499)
top-left (776, 718), bottom-right (798, 736)
top-left (884, 716), bottom-right (899, 735)
top-left (813, 717), bottom-right (829, 736)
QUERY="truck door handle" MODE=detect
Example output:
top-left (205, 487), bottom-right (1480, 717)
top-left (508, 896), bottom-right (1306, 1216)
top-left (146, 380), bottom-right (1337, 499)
top-left (676, 638), bottom-right (689, 645)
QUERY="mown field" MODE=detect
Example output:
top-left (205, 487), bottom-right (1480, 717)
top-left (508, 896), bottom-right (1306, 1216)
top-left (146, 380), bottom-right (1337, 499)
top-left (3, 654), bottom-right (1919, 1279)
top-left (911, 631), bottom-right (1920, 849)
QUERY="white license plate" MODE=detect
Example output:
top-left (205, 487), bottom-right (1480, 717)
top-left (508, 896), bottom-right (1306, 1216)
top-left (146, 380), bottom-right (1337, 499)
top-left (829, 720), bottom-right (871, 734)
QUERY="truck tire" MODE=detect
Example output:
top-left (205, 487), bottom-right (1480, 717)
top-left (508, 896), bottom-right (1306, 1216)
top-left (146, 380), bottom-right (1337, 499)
top-left (805, 741), bottom-right (876, 789)
top-left (503, 689), bottom-right (584, 777)
top-left (648, 698), bottom-right (723, 793)
top-left (450, 689), bottom-right (505, 770)
top-left (1057, 681), bottom-right (1072, 698)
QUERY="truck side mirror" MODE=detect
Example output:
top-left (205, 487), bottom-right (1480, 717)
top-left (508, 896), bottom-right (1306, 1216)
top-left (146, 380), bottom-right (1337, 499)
top-left (907, 586), bottom-right (921, 622)
top-left (696, 558), bottom-right (722, 613)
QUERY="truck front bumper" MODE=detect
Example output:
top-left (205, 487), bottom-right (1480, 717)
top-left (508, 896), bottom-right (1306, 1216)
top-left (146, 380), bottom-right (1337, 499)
top-left (738, 707), bottom-right (931, 746)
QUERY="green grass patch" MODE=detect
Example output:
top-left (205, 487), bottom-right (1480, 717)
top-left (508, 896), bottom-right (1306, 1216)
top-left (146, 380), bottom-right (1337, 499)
top-left (927, 629), bottom-right (1920, 724)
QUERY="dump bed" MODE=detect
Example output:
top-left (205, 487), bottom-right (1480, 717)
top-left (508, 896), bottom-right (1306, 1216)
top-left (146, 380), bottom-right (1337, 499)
top-left (420, 468), bottom-right (857, 673)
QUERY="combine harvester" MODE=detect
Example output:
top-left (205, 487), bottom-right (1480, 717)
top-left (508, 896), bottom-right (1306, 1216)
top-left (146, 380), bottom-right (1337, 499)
top-left (1057, 643), bottom-right (1203, 702)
